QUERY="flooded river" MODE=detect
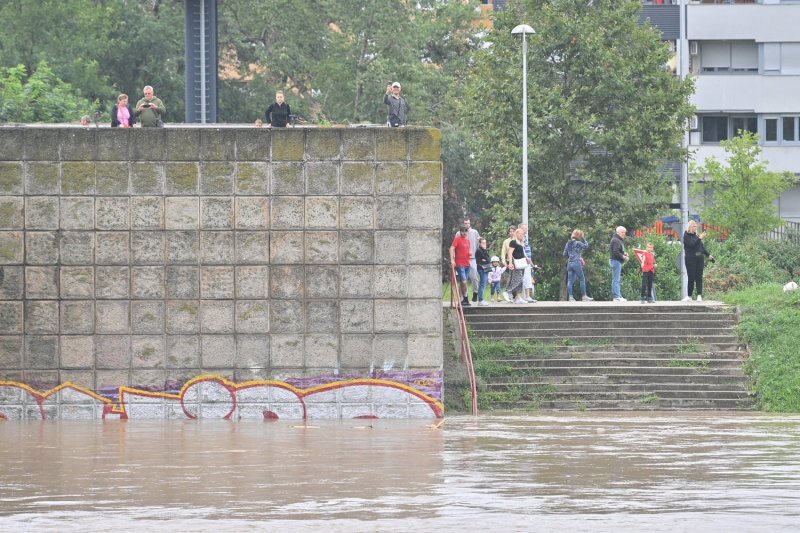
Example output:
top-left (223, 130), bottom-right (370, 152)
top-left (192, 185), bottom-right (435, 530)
top-left (2, 413), bottom-right (800, 531)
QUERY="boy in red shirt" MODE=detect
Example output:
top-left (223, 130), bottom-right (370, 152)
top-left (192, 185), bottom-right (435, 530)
top-left (638, 242), bottom-right (657, 304)
top-left (449, 226), bottom-right (473, 306)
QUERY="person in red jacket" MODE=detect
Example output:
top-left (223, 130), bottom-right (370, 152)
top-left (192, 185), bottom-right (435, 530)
top-left (449, 226), bottom-right (473, 306)
top-left (639, 242), bottom-right (657, 304)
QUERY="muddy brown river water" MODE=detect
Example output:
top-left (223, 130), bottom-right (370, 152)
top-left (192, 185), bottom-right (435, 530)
top-left (2, 412), bottom-right (800, 531)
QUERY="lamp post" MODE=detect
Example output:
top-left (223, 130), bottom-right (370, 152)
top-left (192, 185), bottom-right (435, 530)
top-left (512, 24), bottom-right (536, 227)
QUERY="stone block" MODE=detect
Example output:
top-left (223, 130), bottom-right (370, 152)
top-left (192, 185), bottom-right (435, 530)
top-left (0, 336), bottom-right (23, 369)
top-left (305, 300), bottom-right (338, 333)
top-left (201, 266), bottom-right (235, 298)
top-left (60, 336), bottom-right (94, 369)
top-left (407, 230), bottom-right (440, 264)
top-left (0, 162), bottom-right (23, 194)
top-left (408, 265), bottom-right (440, 298)
top-left (407, 299), bottom-right (442, 334)
top-left (60, 300), bottom-right (95, 334)
top-left (235, 334), bottom-right (270, 368)
top-left (24, 335), bottom-right (59, 369)
top-left (166, 335), bottom-right (200, 368)
top-left (409, 128), bottom-right (442, 161)
top-left (340, 299), bottom-right (373, 332)
top-left (95, 301), bottom-right (130, 334)
top-left (131, 231), bottom-right (165, 264)
top-left (236, 129), bottom-right (270, 161)
top-left (374, 334), bottom-right (407, 371)
top-left (0, 231), bottom-right (23, 264)
top-left (339, 230), bottom-right (373, 264)
top-left (236, 231), bottom-right (269, 263)
top-left (0, 301), bottom-right (23, 334)
top-left (271, 129), bottom-right (305, 161)
top-left (340, 197), bottom-right (374, 229)
top-left (61, 162), bottom-right (95, 194)
top-left (341, 162), bottom-right (374, 195)
top-left (132, 335), bottom-right (165, 369)
top-left (305, 129), bottom-right (340, 159)
top-left (25, 232), bottom-right (58, 264)
top-left (22, 370), bottom-right (59, 392)
top-left (200, 197), bottom-right (234, 229)
top-left (339, 265), bottom-right (373, 298)
top-left (130, 162), bottom-right (164, 194)
top-left (166, 231), bottom-right (199, 263)
top-left (60, 266), bottom-right (94, 299)
top-left (95, 162), bottom-right (130, 195)
top-left (201, 334), bottom-right (236, 368)
top-left (58, 371), bottom-right (95, 393)
top-left (342, 129), bottom-right (375, 160)
top-left (306, 230), bottom-right (339, 264)
top-left (0, 196), bottom-right (24, 229)
top-left (25, 162), bottom-right (60, 195)
top-left (374, 266), bottom-right (407, 298)
top-left (305, 161), bottom-right (339, 195)
top-left (131, 266), bottom-right (165, 299)
top-left (407, 334), bottom-right (442, 368)
top-left (129, 128), bottom-right (166, 161)
top-left (266, 298), bottom-right (303, 335)
top-left (201, 162), bottom-right (234, 195)
top-left (200, 231), bottom-right (235, 264)
top-left (201, 129), bottom-right (236, 161)
top-left (200, 300), bottom-right (235, 333)
top-left (270, 334), bottom-right (304, 367)
top-left (271, 162), bottom-right (304, 195)
top-left (24, 197), bottom-right (59, 229)
top-left (95, 232), bottom-right (130, 264)
top-left (408, 162), bottom-right (442, 194)
top-left (25, 300), bottom-right (59, 334)
top-left (374, 231), bottom-right (407, 265)
top-left (131, 301), bottom-right (165, 334)
top-left (61, 129), bottom-right (96, 160)
top-left (236, 162), bottom-right (269, 195)
top-left (131, 196), bottom-right (164, 229)
top-left (375, 195), bottom-right (408, 230)
top-left (23, 129), bottom-right (62, 161)
top-left (376, 128), bottom-right (408, 161)
top-left (165, 162), bottom-right (199, 194)
top-left (304, 334), bottom-right (338, 368)
top-left (166, 266), bottom-right (199, 299)
top-left (374, 300), bottom-right (408, 333)
top-left (165, 129), bottom-right (200, 161)
top-left (305, 196), bottom-right (338, 229)
top-left (407, 195), bottom-right (442, 229)
top-left (269, 265), bottom-right (303, 299)
top-left (97, 369), bottom-right (129, 389)
top-left (0, 266), bottom-right (23, 298)
top-left (96, 129), bottom-right (130, 161)
top-left (269, 231), bottom-right (303, 264)
top-left (0, 130), bottom-right (23, 161)
top-left (235, 300), bottom-right (269, 333)
top-left (95, 197), bottom-right (130, 230)
top-left (235, 266), bottom-right (269, 298)
top-left (95, 335), bottom-right (131, 369)
top-left (60, 197), bottom-right (94, 229)
top-left (60, 231), bottom-right (94, 265)
top-left (25, 267), bottom-right (58, 299)
top-left (304, 265), bottom-right (339, 299)
top-left (166, 300), bottom-right (200, 334)
top-left (95, 266), bottom-right (130, 299)
top-left (340, 334), bottom-right (373, 368)
top-left (235, 197), bottom-right (269, 229)
top-left (165, 197), bottom-right (199, 230)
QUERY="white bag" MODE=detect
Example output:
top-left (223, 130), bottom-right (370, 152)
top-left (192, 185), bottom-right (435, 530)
top-left (513, 257), bottom-right (528, 269)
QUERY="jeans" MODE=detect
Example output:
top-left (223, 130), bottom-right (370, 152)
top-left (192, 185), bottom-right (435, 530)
top-left (567, 261), bottom-right (586, 298)
top-left (609, 259), bottom-right (623, 299)
top-left (455, 266), bottom-right (470, 282)
top-left (490, 281), bottom-right (502, 295)
top-left (685, 255), bottom-right (705, 297)
top-left (478, 269), bottom-right (488, 302)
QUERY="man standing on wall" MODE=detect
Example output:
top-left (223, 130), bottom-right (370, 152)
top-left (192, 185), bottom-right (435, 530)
top-left (450, 226), bottom-right (473, 307)
top-left (135, 85), bottom-right (166, 127)
top-left (455, 218), bottom-right (481, 302)
top-left (384, 82), bottom-right (410, 127)
top-left (610, 226), bottom-right (630, 302)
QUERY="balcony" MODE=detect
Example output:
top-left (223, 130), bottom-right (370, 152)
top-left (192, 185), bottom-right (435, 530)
top-left (687, 4), bottom-right (800, 42)
top-left (693, 74), bottom-right (800, 114)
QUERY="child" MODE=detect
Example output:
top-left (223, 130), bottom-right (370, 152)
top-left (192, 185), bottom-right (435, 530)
top-left (637, 242), bottom-right (657, 304)
top-left (487, 256), bottom-right (506, 303)
top-left (475, 238), bottom-right (491, 306)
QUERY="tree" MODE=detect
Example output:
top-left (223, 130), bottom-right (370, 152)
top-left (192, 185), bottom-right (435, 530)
top-left (453, 0), bottom-right (695, 299)
top-left (691, 131), bottom-right (797, 240)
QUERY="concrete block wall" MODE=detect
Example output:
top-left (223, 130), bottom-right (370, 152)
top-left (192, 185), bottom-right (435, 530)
top-left (0, 126), bottom-right (444, 420)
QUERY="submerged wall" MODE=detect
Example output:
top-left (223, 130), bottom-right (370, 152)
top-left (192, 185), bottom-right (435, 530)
top-left (0, 126), bottom-right (443, 420)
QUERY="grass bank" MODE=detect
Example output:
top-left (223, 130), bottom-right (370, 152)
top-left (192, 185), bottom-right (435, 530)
top-left (721, 283), bottom-right (800, 412)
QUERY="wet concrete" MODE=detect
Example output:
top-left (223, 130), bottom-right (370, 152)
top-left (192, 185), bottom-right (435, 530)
top-left (2, 412), bottom-right (799, 531)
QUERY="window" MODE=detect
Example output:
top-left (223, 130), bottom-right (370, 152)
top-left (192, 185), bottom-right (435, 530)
top-left (766, 118), bottom-right (778, 142)
top-left (701, 41), bottom-right (758, 73)
top-left (762, 43), bottom-right (800, 74)
top-left (732, 117), bottom-right (757, 136)
top-left (764, 43), bottom-right (781, 72)
top-left (702, 116), bottom-right (729, 143)
top-left (763, 116), bottom-right (799, 144)
top-left (784, 117), bottom-right (799, 142)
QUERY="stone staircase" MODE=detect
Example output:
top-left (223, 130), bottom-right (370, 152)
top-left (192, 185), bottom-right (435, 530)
top-left (462, 302), bottom-right (756, 410)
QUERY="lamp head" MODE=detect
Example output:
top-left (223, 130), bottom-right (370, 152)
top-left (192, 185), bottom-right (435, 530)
top-left (511, 24), bottom-right (535, 36)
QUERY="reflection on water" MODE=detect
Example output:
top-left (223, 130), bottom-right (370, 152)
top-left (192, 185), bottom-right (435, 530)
top-left (2, 413), bottom-right (800, 531)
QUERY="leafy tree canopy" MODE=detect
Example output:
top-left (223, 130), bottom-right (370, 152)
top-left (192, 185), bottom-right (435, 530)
top-left (0, 61), bottom-right (96, 122)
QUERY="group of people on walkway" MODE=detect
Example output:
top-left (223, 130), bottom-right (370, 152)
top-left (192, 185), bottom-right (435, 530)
top-left (450, 218), bottom-right (715, 305)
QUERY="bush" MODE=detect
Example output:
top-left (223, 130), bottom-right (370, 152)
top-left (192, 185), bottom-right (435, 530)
top-left (704, 236), bottom-right (791, 294)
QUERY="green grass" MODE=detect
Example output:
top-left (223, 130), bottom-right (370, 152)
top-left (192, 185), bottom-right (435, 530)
top-left (722, 283), bottom-right (800, 412)
top-left (677, 339), bottom-right (702, 354)
top-left (667, 358), bottom-right (710, 371)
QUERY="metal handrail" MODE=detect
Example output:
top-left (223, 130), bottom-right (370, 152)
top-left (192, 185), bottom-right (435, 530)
top-left (449, 264), bottom-right (478, 416)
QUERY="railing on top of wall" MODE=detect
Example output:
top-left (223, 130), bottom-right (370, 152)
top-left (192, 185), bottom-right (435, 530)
top-left (449, 264), bottom-right (478, 416)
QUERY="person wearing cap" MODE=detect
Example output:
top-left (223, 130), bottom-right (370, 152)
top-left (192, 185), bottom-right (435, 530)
top-left (475, 237), bottom-right (491, 306)
top-left (384, 82), bottom-right (409, 127)
top-left (487, 256), bottom-right (506, 303)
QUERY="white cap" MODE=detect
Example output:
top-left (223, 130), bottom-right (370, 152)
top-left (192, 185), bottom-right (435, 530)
top-left (490, 256), bottom-right (500, 262)
top-left (392, 82), bottom-right (401, 88)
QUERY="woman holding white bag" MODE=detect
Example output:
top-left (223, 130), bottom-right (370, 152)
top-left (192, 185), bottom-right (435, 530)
top-left (506, 227), bottom-right (529, 304)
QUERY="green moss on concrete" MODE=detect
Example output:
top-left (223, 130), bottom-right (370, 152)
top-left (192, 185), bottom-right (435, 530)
top-left (166, 163), bottom-right (199, 193)
top-left (26, 163), bottom-right (60, 194)
top-left (201, 162), bottom-right (234, 194)
top-left (376, 129), bottom-right (407, 161)
top-left (306, 130), bottom-right (340, 159)
top-left (376, 162), bottom-right (408, 194)
top-left (237, 162), bottom-right (269, 194)
top-left (342, 129), bottom-right (375, 160)
top-left (0, 163), bottom-right (23, 193)
top-left (409, 162), bottom-right (442, 194)
top-left (409, 128), bottom-right (442, 161)
top-left (0, 200), bottom-right (22, 229)
top-left (61, 162), bottom-right (96, 194)
top-left (130, 163), bottom-right (162, 194)
top-left (341, 162), bottom-right (374, 195)
top-left (271, 129), bottom-right (305, 161)
top-left (0, 233), bottom-right (22, 262)
top-left (96, 162), bottom-right (130, 194)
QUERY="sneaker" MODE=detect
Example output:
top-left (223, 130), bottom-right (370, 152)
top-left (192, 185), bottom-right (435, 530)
top-left (471, 292), bottom-right (478, 302)
top-left (640, 299), bottom-right (646, 304)
top-left (582, 295), bottom-right (594, 302)
top-left (646, 299), bottom-right (655, 303)
top-left (462, 298), bottom-right (471, 307)
top-left (503, 292), bottom-right (512, 303)
top-left (478, 300), bottom-right (489, 306)
top-left (696, 295), bottom-right (703, 302)
top-left (568, 296), bottom-right (576, 302)
top-left (526, 297), bottom-right (536, 303)
top-left (682, 296), bottom-right (692, 302)
top-left (513, 298), bottom-right (527, 304)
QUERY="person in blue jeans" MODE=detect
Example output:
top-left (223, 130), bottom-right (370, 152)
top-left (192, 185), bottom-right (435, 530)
top-left (475, 238), bottom-right (491, 306)
top-left (609, 226), bottom-right (629, 302)
top-left (563, 229), bottom-right (593, 302)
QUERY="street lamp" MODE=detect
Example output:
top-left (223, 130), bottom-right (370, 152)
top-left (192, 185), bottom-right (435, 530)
top-left (512, 24), bottom-right (535, 227)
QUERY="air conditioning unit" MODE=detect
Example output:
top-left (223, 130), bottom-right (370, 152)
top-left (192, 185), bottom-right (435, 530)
top-left (689, 115), bottom-right (699, 130)
top-left (689, 41), bottom-right (699, 56)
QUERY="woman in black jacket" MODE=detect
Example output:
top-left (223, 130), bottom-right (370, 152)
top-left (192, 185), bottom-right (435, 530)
top-left (110, 94), bottom-right (135, 127)
top-left (682, 220), bottom-right (714, 302)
